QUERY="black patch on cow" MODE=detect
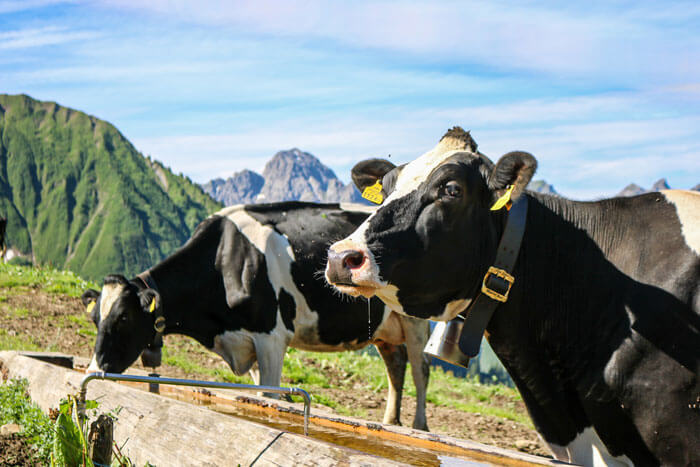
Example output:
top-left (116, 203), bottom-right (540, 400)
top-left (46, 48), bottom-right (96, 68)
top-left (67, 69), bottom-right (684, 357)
top-left (245, 202), bottom-right (386, 345)
top-left (278, 288), bottom-right (296, 331)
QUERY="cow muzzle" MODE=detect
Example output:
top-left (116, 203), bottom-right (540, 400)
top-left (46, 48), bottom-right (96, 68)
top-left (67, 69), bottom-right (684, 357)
top-left (325, 242), bottom-right (383, 298)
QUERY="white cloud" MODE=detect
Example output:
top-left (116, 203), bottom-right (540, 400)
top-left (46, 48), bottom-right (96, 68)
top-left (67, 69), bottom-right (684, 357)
top-left (0, 26), bottom-right (98, 50)
top-left (92, 0), bottom-right (700, 84)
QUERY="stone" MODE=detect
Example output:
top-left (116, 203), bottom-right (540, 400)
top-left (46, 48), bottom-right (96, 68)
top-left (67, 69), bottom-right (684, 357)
top-left (0, 424), bottom-right (22, 436)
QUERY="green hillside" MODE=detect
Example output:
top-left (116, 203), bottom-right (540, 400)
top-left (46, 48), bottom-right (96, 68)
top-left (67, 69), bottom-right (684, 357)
top-left (0, 94), bottom-right (222, 280)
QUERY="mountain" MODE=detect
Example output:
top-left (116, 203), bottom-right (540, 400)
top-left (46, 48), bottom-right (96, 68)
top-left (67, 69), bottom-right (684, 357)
top-left (616, 178), bottom-right (698, 197)
top-left (202, 148), bottom-right (364, 205)
top-left (651, 179), bottom-right (671, 192)
top-left (527, 180), bottom-right (558, 195)
top-left (618, 183), bottom-right (647, 197)
top-left (0, 94), bottom-right (222, 280)
top-left (201, 169), bottom-right (264, 206)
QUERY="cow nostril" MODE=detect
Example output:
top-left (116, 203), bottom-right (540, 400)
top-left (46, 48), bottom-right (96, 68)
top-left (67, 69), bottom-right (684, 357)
top-left (342, 251), bottom-right (365, 269)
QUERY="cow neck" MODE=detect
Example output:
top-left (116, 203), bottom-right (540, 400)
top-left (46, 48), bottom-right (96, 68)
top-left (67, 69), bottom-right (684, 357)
top-left (457, 195), bottom-right (528, 357)
top-left (138, 258), bottom-right (224, 347)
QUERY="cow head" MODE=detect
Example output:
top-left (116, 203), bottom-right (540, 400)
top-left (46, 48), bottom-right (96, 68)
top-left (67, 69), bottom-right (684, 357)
top-left (325, 127), bottom-right (536, 320)
top-left (82, 274), bottom-right (162, 373)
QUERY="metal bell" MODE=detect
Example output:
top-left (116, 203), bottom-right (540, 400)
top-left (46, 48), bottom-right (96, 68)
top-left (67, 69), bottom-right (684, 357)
top-left (423, 317), bottom-right (471, 368)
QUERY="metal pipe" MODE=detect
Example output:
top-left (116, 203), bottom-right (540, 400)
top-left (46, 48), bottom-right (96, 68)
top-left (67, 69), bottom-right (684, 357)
top-left (78, 372), bottom-right (312, 435)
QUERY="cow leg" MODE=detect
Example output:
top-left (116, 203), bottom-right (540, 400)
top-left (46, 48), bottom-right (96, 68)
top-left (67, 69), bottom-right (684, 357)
top-left (252, 332), bottom-right (290, 400)
top-left (248, 362), bottom-right (262, 385)
top-left (375, 341), bottom-right (407, 426)
top-left (401, 316), bottom-right (431, 431)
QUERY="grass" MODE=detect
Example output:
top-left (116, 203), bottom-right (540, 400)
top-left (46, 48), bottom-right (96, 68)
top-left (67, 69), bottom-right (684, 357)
top-left (0, 328), bottom-right (42, 351)
top-left (0, 262), bottom-right (98, 297)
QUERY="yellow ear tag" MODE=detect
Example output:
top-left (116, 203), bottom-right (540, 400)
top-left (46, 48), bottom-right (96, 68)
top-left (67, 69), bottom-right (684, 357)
top-left (149, 298), bottom-right (156, 313)
top-left (490, 185), bottom-right (515, 211)
top-left (86, 301), bottom-right (96, 314)
top-left (362, 180), bottom-right (384, 204)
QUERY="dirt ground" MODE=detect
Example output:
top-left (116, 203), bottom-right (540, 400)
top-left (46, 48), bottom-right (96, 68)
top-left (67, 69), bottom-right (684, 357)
top-left (0, 288), bottom-right (549, 458)
top-left (0, 434), bottom-right (40, 466)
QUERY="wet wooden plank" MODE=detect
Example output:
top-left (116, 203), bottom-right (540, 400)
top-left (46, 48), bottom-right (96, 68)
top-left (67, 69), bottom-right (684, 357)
top-left (0, 351), bottom-right (402, 466)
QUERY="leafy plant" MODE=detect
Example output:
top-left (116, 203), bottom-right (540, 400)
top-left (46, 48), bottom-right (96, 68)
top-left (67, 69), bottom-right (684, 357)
top-left (50, 396), bottom-right (98, 466)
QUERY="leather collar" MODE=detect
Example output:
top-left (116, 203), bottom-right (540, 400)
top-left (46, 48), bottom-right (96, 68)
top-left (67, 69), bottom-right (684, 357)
top-left (457, 195), bottom-right (528, 357)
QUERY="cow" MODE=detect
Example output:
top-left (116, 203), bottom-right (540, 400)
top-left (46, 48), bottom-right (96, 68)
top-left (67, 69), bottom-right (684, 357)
top-left (325, 127), bottom-right (700, 466)
top-left (82, 201), bottom-right (431, 430)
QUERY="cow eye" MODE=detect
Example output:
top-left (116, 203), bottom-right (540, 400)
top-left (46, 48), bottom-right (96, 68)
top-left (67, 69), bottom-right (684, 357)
top-left (442, 181), bottom-right (462, 198)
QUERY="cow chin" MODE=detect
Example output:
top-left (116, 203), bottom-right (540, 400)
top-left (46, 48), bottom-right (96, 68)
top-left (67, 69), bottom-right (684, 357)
top-left (332, 283), bottom-right (379, 299)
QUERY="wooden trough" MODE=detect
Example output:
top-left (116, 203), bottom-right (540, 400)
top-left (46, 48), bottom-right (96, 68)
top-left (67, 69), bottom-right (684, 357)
top-left (0, 351), bottom-right (569, 466)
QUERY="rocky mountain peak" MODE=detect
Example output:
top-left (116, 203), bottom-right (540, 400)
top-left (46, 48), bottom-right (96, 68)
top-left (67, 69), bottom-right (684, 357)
top-left (202, 169), bottom-right (264, 206)
top-left (617, 179), bottom-right (698, 197)
top-left (618, 183), bottom-right (647, 197)
top-left (651, 178), bottom-right (670, 191)
top-left (202, 148), bottom-right (364, 205)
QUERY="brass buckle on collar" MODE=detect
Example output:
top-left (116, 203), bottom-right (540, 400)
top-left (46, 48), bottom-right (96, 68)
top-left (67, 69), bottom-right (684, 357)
top-left (154, 316), bottom-right (166, 333)
top-left (481, 266), bottom-right (515, 303)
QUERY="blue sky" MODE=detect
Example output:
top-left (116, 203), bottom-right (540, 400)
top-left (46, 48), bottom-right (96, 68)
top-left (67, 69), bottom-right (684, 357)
top-left (1, 0), bottom-right (698, 198)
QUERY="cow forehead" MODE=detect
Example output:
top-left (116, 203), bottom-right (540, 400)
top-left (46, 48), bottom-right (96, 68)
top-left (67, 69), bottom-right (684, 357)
top-left (385, 146), bottom-right (477, 204)
top-left (100, 282), bottom-right (126, 322)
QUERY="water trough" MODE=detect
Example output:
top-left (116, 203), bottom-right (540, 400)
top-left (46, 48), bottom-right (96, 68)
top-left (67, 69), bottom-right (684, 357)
top-left (0, 351), bottom-right (570, 466)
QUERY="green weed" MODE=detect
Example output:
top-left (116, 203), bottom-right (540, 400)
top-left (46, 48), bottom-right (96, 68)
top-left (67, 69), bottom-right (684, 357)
top-left (0, 329), bottom-right (41, 351)
top-left (0, 263), bottom-right (98, 297)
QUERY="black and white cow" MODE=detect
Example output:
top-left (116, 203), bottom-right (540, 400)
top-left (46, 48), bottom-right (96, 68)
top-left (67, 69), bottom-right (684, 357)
top-left (83, 202), bottom-right (430, 430)
top-left (326, 128), bottom-right (700, 466)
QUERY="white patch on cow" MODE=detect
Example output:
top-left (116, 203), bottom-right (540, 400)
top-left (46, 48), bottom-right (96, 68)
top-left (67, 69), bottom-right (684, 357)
top-left (99, 282), bottom-right (125, 323)
top-left (547, 427), bottom-right (633, 467)
top-left (375, 284), bottom-right (404, 313)
top-left (339, 203), bottom-right (377, 214)
top-left (86, 355), bottom-right (100, 373)
top-left (435, 298), bottom-right (472, 321)
top-left (385, 134), bottom-right (477, 204)
top-left (663, 190), bottom-right (700, 255)
top-left (86, 282), bottom-right (126, 372)
top-left (211, 329), bottom-right (257, 376)
top-left (211, 310), bottom-right (293, 384)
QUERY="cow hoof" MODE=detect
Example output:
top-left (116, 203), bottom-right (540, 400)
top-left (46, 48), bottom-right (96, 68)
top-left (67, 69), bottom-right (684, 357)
top-left (412, 421), bottom-right (429, 432)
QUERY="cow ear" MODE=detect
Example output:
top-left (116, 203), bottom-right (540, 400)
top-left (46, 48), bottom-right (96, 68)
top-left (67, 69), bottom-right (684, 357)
top-left (488, 152), bottom-right (537, 207)
top-left (351, 158), bottom-right (396, 193)
top-left (81, 289), bottom-right (100, 307)
top-left (138, 288), bottom-right (161, 315)
top-left (82, 289), bottom-right (101, 326)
